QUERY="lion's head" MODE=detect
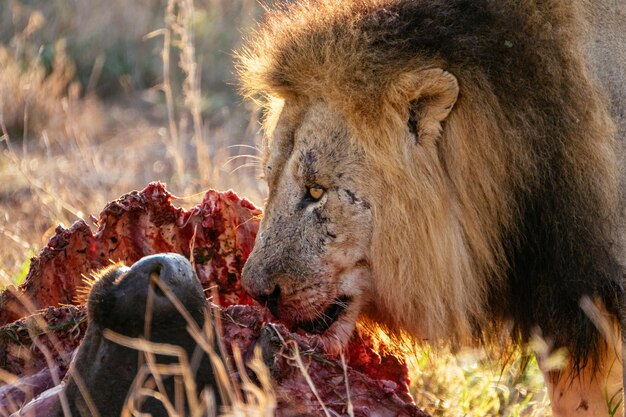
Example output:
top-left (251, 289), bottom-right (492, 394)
top-left (238, 0), bottom-right (622, 361)
top-left (239, 49), bottom-right (514, 351)
top-left (241, 70), bottom-right (506, 349)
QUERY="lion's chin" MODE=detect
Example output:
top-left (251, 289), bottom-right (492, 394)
top-left (297, 295), bottom-right (353, 334)
top-left (293, 295), bottom-right (362, 355)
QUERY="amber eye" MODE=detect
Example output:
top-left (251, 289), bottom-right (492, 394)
top-left (307, 185), bottom-right (325, 201)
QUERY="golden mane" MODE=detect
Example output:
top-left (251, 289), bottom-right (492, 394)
top-left (238, 0), bottom-right (622, 359)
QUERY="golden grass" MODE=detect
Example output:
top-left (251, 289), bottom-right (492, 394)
top-left (410, 346), bottom-right (552, 417)
top-left (0, 1), bottom-right (554, 416)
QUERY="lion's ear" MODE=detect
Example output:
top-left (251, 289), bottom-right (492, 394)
top-left (402, 68), bottom-right (459, 145)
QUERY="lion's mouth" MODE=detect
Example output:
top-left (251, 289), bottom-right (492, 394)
top-left (297, 296), bottom-right (352, 334)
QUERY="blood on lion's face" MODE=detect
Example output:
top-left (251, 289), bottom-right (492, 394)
top-left (242, 100), bottom-right (374, 352)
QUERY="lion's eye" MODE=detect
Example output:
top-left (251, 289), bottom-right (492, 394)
top-left (307, 185), bottom-right (325, 201)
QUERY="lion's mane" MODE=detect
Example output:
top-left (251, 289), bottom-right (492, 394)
top-left (238, 0), bottom-right (624, 370)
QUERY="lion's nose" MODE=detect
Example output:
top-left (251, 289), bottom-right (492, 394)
top-left (241, 261), bottom-right (283, 317)
top-left (255, 285), bottom-right (281, 318)
top-left (243, 276), bottom-right (282, 318)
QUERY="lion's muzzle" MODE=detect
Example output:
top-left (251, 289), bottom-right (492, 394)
top-left (242, 254), bottom-right (353, 335)
top-left (241, 259), bottom-right (298, 322)
top-left (241, 257), bottom-right (282, 308)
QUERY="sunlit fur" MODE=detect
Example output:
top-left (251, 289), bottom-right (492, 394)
top-left (238, 0), bottom-right (624, 375)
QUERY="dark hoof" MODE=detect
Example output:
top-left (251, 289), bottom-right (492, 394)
top-left (53, 253), bottom-right (218, 417)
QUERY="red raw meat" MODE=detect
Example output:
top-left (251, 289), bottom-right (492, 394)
top-left (0, 183), bottom-right (259, 325)
top-left (0, 182), bottom-right (428, 416)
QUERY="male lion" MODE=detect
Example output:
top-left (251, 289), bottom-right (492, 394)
top-left (238, 1), bottom-right (626, 416)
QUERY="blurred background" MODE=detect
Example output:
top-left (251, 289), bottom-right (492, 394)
top-left (0, 0), bottom-right (268, 280)
top-left (0, 1), bottom-right (552, 415)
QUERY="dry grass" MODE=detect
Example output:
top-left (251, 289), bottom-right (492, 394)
top-left (105, 279), bottom-right (277, 417)
top-left (0, 1), bottom-right (554, 416)
top-left (0, 0), bottom-right (266, 284)
top-left (410, 346), bottom-right (552, 417)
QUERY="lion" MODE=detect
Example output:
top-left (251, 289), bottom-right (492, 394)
top-left (238, 1), bottom-right (626, 416)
